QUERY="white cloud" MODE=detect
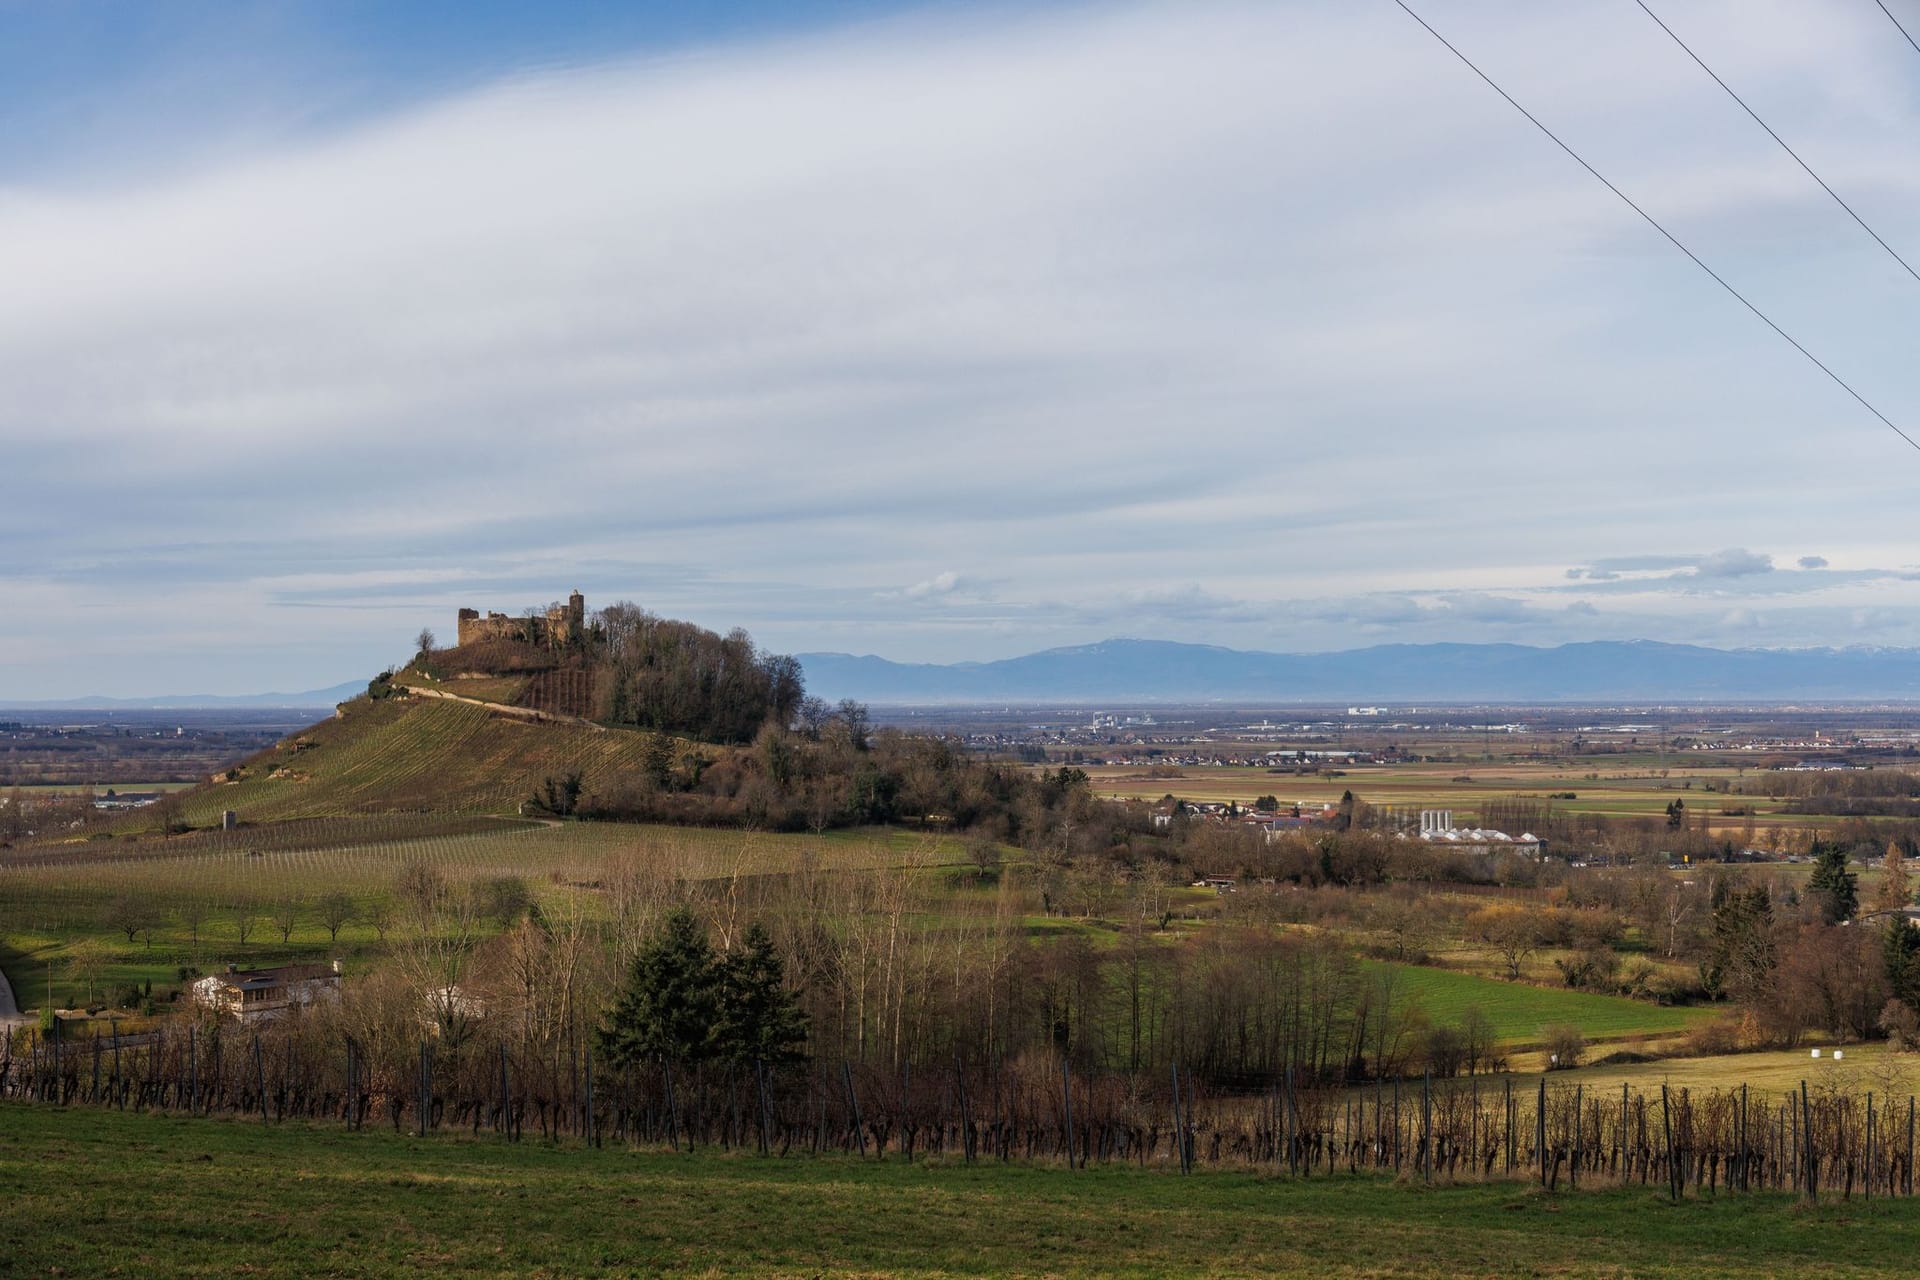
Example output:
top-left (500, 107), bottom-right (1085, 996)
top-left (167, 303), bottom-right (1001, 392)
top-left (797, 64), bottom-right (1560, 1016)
top-left (5, 0), bottom-right (1920, 694)
top-left (902, 572), bottom-right (963, 600)
top-left (1693, 548), bottom-right (1774, 579)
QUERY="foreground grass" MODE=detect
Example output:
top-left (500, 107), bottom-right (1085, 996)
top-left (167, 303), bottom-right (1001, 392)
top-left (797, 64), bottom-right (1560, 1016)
top-left (3, 1104), bottom-right (1917, 1278)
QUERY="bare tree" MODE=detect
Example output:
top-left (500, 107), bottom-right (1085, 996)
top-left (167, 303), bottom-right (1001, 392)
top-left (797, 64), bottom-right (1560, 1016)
top-left (179, 899), bottom-right (211, 961)
top-left (364, 898), bottom-right (394, 944)
top-left (416, 627), bottom-right (437, 658)
top-left (1468, 905), bottom-right (1545, 980)
top-left (233, 907), bottom-right (258, 946)
top-left (1877, 840), bottom-right (1913, 912)
top-left (104, 894), bottom-right (156, 946)
top-left (65, 937), bottom-right (110, 1007)
top-left (317, 891), bottom-right (356, 943)
top-left (271, 896), bottom-right (303, 944)
top-left (1459, 1005), bottom-right (1496, 1076)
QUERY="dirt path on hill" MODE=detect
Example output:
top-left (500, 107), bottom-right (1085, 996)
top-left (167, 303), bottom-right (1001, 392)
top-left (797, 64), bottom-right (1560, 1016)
top-left (397, 682), bottom-right (606, 731)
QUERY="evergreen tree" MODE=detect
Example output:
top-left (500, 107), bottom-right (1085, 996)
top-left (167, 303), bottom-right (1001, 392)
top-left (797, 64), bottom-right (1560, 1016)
top-left (1808, 842), bottom-right (1859, 924)
top-left (596, 908), bottom-right (720, 1068)
top-left (1885, 919), bottom-right (1920, 1012)
top-left (714, 923), bottom-right (808, 1067)
top-left (1709, 884), bottom-right (1776, 1002)
top-left (596, 911), bottom-right (809, 1072)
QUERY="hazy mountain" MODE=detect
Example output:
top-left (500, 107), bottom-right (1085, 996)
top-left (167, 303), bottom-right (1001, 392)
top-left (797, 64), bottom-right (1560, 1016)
top-left (0, 680), bottom-right (366, 710)
top-left (796, 639), bottom-right (1920, 704)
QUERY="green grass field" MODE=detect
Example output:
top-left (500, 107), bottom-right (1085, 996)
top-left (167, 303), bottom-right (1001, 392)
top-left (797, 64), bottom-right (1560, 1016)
top-left (3, 1103), bottom-right (1915, 1278)
top-left (1369, 960), bottom-right (1711, 1047)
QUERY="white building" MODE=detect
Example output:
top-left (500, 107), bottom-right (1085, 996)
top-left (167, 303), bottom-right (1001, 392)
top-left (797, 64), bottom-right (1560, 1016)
top-left (1417, 809), bottom-right (1544, 858)
top-left (191, 961), bottom-right (342, 1022)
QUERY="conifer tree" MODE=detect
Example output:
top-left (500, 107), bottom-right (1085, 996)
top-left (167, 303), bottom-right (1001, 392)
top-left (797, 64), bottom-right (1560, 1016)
top-left (1809, 842), bottom-right (1859, 924)
top-left (596, 908), bottom-right (719, 1068)
top-left (715, 923), bottom-right (808, 1067)
top-left (1885, 918), bottom-right (1920, 1012)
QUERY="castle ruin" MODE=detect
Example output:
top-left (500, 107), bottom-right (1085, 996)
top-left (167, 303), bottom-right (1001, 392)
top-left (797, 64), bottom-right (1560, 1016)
top-left (457, 590), bottom-right (586, 648)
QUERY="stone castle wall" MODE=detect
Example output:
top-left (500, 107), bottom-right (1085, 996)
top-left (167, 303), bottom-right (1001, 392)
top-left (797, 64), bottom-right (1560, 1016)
top-left (456, 592), bottom-right (585, 648)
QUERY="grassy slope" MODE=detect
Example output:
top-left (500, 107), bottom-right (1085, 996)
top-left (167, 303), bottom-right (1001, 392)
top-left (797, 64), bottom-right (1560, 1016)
top-left (182, 695), bottom-right (665, 822)
top-left (4, 1104), bottom-right (1916, 1279)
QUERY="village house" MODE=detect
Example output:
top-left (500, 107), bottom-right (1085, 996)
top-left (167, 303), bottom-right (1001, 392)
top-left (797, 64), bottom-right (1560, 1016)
top-left (191, 961), bottom-right (342, 1022)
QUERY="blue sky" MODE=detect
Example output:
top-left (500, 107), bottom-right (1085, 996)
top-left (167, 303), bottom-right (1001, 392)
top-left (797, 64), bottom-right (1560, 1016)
top-left (4, 0), bottom-right (1920, 697)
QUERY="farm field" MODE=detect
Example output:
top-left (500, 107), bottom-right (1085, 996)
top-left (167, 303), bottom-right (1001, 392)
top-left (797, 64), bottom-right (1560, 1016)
top-left (1552, 1042), bottom-right (1917, 1095)
top-left (0, 815), bottom-right (957, 1008)
top-left (1084, 762), bottom-right (1837, 832)
top-left (3, 1103), bottom-right (1914, 1279)
top-left (1367, 960), bottom-right (1710, 1050)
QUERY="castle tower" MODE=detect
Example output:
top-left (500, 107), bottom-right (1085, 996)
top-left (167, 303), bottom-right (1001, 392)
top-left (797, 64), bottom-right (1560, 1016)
top-left (568, 590), bottom-right (585, 633)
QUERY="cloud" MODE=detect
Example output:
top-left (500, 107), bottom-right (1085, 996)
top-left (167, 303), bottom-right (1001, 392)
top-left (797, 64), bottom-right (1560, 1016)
top-left (902, 572), bottom-right (963, 600)
top-left (1692, 548), bottom-right (1774, 579)
top-left (5, 1), bottom-right (1920, 693)
top-left (1799, 555), bottom-right (1829, 570)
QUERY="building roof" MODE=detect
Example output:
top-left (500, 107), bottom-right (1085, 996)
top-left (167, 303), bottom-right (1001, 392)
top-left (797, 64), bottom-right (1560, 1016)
top-left (202, 963), bottom-right (336, 994)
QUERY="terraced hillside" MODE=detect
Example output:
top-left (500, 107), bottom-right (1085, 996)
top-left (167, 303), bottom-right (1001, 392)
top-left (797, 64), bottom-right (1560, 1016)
top-left (184, 694), bottom-right (665, 822)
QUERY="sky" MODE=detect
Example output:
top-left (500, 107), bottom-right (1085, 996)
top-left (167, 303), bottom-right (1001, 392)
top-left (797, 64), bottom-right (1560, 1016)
top-left (4, 0), bottom-right (1920, 698)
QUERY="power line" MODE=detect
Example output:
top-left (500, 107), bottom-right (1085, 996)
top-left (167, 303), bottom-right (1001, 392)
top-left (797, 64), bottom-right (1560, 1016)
top-left (1391, 0), bottom-right (1920, 457)
top-left (1873, 0), bottom-right (1920, 58)
top-left (1636, 0), bottom-right (1920, 288)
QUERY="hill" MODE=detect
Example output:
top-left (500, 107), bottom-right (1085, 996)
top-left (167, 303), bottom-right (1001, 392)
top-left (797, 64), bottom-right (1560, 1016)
top-left (796, 638), bottom-right (1920, 703)
top-left (181, 691), bottom-right (665, 823)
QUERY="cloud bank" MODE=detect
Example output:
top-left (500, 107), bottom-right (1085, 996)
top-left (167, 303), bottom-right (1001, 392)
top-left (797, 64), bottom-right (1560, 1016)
top-left (4, 0), bottom-right (1920, 695)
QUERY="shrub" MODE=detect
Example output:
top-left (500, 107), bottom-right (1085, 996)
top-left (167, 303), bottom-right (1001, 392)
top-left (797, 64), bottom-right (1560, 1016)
top-left (1881, 998), bottom-right (1920, 1052)
top-left (1682, 1014), bottom-right (1744, 1057)
top-left (1541, 1023), bottom-right (1586, 1069)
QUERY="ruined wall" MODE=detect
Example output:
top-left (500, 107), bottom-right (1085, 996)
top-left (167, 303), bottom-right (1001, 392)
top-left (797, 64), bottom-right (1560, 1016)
top-left (456, 593), bottom-right (586, 648)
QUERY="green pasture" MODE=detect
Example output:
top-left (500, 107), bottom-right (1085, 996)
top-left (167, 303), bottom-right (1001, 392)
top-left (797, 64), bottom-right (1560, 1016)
top-left (4, 1104), bottom-right (1916, 1278)
top-left (1368, 960), bottom-right (1711, 1047)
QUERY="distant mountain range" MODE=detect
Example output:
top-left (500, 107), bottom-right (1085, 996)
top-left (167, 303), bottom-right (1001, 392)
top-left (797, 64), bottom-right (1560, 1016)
top-left (795, 639), bottom-right (1920, 704)
top-left (19, 638), bottom-right (1920, 709)
top-left (0, 681), bottom-right (365, 710)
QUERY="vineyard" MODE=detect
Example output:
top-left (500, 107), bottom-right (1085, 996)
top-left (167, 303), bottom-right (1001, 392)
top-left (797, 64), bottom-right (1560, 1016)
top-left (0, 819), bottom-right (925, 937)
top-left (173, 696), bottom-right (672, 822)
top-left (5, 1019), bottom-right (1917, 1203)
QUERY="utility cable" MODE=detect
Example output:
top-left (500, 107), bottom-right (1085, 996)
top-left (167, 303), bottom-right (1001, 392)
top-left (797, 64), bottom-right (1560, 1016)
top-left (1873, 0), bottom-right (1920, 59)
top-left (1391, 0), bottom-right (1920, 457)
top-left (1637, 0), bottom-right (1920, 288)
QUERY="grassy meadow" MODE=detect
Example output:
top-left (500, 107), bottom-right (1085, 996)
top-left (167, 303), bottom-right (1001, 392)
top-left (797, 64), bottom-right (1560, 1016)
top-left (5, 1102), bottom-right (1918, 1279)
top-left (1369, 960), bottom-right (1709, 1052)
